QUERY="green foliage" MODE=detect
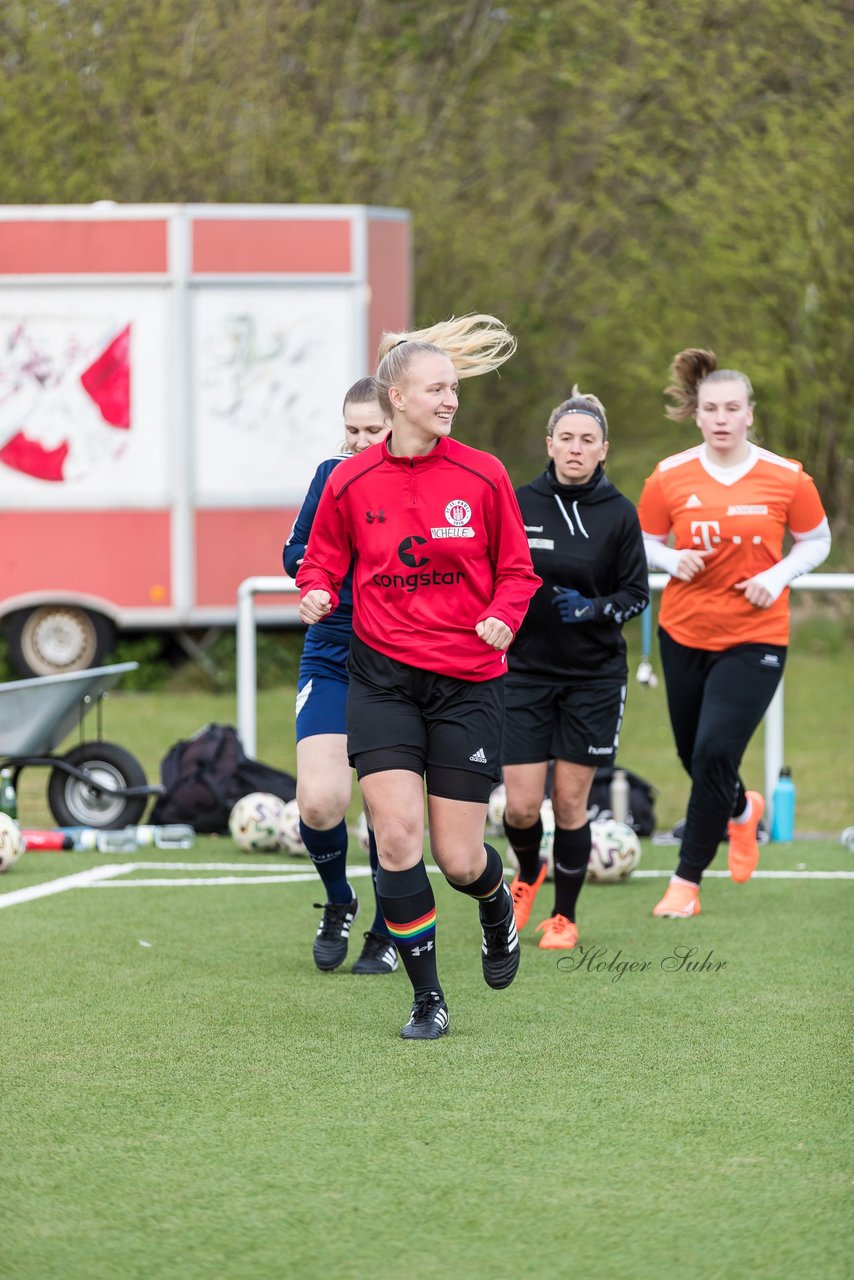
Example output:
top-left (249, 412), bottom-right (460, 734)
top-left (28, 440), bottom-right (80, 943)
top-left (111, 634), bottom-right (172, 690)
top-left (0, 0), bottom-right (851, 528)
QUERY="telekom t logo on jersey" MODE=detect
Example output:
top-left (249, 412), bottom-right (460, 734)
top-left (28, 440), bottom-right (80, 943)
top-left (691, 520), bottom-right (721, 550)
top-left (690, 519), bottom-right (764, 551)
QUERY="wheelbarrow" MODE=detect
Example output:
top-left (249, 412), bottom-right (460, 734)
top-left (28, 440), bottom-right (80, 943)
top-left (0, 662), bottom-right (162, 829)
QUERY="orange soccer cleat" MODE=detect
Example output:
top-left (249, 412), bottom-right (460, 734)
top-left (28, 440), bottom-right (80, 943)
top-left (535, 914), bottom-right (579, 950)
top-left (728, 791), bottom-right (765, 884)
top-left (652, 879), bottom-right (701, 918)
top-left (508, 861), bottom-right (548, 931)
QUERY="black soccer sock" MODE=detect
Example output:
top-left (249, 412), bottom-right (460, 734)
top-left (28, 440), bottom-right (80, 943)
top-left (446, 843), bottom-right (508, 924)
top-left (376, 861), bottom-right (441, 998)
top-left (367, 826), bottom-right (391, 937)
top-left (502, 815), bottom-right (544, 884)
top-left (551, 824), bottom-right (591, 923)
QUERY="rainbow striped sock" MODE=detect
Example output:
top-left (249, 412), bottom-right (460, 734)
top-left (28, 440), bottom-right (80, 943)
top-left (376, 861), bottom-right (441, 996)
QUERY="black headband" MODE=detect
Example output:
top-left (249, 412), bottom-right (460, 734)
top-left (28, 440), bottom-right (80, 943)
top-left (552, 404), bottom-right (608, 438)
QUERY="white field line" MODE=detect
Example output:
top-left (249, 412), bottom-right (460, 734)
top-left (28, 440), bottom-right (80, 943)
top-left (4, 863), bottom-right (852, 908)
top-left (92, 865), bottom-right (854, 888)
top-left (631, 869), bottom-right (854, 879)
top-left (0, 863), bottom-right (133, 909)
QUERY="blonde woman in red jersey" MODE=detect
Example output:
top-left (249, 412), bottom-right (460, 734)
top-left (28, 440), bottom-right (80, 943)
top-left (297, 316), bottom-right (541, 1039)
top-left (637, 350), bottom-right (830, 918)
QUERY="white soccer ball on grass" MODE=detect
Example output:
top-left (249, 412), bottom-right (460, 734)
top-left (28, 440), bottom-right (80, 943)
top-left (0, 813), bottom-right (25, 872)
top-left (353, 809), bottom-right (371, 855)
top-left (486, 783), bottom-right (506, 835)
top-left (587, 818), bottom-right (641, 882)
top-left (228, 792), bottom-right (288, 853)
top-left (276, 798), bottom-right (307, 855)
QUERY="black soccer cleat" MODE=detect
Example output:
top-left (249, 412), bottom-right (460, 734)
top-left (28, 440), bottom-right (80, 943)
top-left (480, 883), bottom-right (520, 989)
top-left (313, 897), bottom-right (359, 972)
top-left (400, 991), bottom-right (450, 1040)
top-left (352, 930), bottom-right (398, 975)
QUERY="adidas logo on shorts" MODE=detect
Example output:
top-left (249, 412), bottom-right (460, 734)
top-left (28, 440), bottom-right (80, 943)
top-left (469, 747), bottom-right (488, 763)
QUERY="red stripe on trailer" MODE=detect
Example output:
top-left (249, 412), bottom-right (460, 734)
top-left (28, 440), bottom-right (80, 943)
top-left (194, 508), bottom-right (300, 608)
top-left (191, 219), bottom-right (351, 274)
top-left (0, 221), bottom-right (169, 274)
top-left (0, 511), bottom-right (172, 606)
top-left (367, 217), bottom-right (412, 361)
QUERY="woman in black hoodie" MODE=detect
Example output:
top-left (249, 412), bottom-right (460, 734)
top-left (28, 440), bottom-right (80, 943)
top-left (501, 387), bottom-right (649, 948)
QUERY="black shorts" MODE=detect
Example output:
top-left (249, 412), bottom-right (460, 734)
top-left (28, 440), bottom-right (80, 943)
top-left (501, 677), bottom-right (626, 768)
top-left (346, 634), bottom-right (504, 801)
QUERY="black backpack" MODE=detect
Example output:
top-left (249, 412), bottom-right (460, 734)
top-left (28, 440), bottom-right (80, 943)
top-left (587, 765), bottom-right (657, 837)
top-left (149, 724), bottom-right (297, 834)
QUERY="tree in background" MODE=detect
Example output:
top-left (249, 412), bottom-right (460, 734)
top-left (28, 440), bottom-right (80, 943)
top-left (0, 0), bottom-right (850, 535)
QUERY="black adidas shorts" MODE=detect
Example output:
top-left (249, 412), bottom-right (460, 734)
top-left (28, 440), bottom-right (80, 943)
top-left (346, 634), bottom-right (504, 800)
top-left (501, 676), bottom-right (626, 768)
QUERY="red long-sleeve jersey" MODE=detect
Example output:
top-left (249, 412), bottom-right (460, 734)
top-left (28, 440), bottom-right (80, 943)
top-left (296, 435), bottom-right (541, 680)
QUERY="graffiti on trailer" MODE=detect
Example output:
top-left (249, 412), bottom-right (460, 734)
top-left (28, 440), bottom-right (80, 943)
top-left (0, 318), bottom-right (131, 483)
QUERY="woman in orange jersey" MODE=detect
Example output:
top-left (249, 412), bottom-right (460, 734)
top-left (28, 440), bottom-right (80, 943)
top-left (637, 349), bottom-right (830, 918)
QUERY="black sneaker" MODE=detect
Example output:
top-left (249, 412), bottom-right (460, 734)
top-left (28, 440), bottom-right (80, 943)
top-left (313, 897), bottom-right (359, 972)
top-left (352, 930), bottom-right (398, 975)
top-left (480, 883), bottom-right (520, 989)
top-left (400, 991), bottom-right (449, 1040)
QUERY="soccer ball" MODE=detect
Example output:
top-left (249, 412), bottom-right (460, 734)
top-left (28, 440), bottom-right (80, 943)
top-left (486, 783), bottom-right (506, 834)
top-left (587, 818), bottom-right (641, 882)
top-left (503, 797), bottom-right (555, 879)
top-left (228, 792), bottom-right (287, 853)
top-left (276, 798), bottom-right (307, 855)
top-left (0, 813), bottom-right (24, 872)
top-left (353, 810), bottom-right (371, 854)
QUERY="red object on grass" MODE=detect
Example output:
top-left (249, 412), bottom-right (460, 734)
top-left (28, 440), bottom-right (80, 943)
top-left (21, 831), bottom-right (73, 851)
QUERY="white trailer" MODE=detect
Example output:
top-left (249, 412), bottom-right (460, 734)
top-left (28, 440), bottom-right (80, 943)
top-left (0, 202), bottom-right (411, 675)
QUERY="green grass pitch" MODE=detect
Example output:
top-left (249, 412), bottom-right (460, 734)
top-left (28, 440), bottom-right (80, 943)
top-left (1, 836), bottom-right (851, 1280)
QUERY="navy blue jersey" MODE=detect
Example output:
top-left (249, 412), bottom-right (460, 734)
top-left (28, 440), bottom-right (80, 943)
top-left (284, 454), bottom-right (355, 658)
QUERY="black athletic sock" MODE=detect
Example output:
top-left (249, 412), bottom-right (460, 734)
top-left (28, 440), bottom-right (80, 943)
top-left (367, 826), bottom-right (391, 937)
top-left (551, 825), bottom-right (591, 923)
top-left (502, 815), bottom-right (544, 883)
top-left (446, 844), bottom-right (508, 924)
top-left (375, 861), bottom-right (440, 998)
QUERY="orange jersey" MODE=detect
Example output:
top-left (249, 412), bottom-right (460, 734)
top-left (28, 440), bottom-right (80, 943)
top-left (637, 445), bottom-right (826, 650)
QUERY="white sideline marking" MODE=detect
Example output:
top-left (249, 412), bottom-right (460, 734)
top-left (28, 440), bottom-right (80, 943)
top-left (631, 869), bottom-right (854, 880)
top-left (97, 874), bottom-right (342, 887)
top-left (0, 864), bottom-right (132, 909)
top-left (93, 865), bottom-right (854, 889)
top-left (3, 862), bottom-right (851, 908)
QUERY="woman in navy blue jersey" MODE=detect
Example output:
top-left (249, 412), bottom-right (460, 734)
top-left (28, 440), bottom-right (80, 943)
top-left (501, 386), bottom-right (648, 949)
top-left (284, 378), bottom-right (397, 976)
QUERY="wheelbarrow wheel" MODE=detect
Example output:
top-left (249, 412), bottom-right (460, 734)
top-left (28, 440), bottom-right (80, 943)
top-left (47, 742), bottom-right (149, 829)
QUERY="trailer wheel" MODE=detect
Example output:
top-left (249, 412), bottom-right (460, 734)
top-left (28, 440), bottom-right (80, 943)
top-left (5, 606), bottom-right (116, 678)
top-left (48, 742), bottom-right (149, 829)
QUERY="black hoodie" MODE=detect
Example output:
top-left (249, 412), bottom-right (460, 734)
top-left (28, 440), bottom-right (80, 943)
top-left (507, 463), bottom-right (649, 682)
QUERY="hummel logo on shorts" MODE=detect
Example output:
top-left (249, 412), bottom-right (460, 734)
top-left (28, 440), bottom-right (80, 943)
top-left (469, 747), bottom-right (488, 763)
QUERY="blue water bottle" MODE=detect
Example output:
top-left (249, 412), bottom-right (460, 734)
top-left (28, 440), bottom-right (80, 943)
top-left (771, 766), bottom-right (796, 842)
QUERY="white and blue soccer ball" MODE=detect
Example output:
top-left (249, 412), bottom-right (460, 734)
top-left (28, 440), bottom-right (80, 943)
top-left (353, 810), bottom-right (371, 855)
top-left (229, 792), bottom-right (288, 853)
top-left (276, 798), bottom-right (307, 855)
top-left (0, 813), bottom-right (24, 872)
top-left (587, 818), bottom-right (641, 882)
top-left (486, 783), bottom-right (506, 835)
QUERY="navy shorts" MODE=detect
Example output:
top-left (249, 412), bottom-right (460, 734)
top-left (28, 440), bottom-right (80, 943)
top-left (295, 666), bottom-right (349, 741)
top-left (346, 634), bottom-right (503, 801)
top-left (501, 677), bottom-right (626, 768)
